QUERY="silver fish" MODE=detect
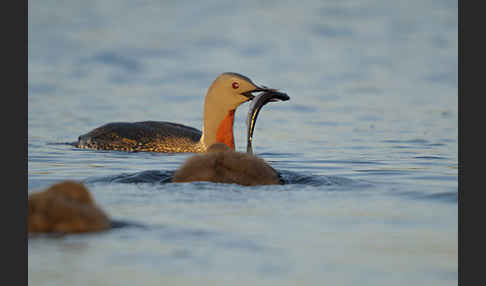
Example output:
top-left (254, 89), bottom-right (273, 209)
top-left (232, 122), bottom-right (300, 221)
top-left (246, 90), bottom-right (290, 154)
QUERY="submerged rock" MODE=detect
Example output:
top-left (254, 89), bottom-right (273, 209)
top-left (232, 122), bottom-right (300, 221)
top-left (28, 181), bottom-right (111, 234)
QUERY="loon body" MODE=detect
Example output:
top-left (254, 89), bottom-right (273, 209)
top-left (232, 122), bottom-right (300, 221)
top-left (172, 143), bottom-right (282, 186)
top-left (77, 121), bottom-right (204, 152)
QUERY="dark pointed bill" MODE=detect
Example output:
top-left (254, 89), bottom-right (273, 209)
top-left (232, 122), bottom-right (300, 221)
top-left (246, 90), bottom-right (290, 154)
top-left (241, 85), bottom-right (277, 100)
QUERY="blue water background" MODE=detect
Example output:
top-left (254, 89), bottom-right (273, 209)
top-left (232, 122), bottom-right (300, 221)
top-left (28, 0), bottom-right (457, 285)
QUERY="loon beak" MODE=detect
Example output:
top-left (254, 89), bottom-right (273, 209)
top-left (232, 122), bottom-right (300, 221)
top-left (241, 85), bottom-right (280, 100)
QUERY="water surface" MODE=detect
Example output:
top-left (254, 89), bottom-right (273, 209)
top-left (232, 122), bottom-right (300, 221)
top-left (28, 0), bottom-right (457, 285)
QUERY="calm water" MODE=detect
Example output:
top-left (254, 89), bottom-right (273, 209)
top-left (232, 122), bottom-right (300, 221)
top-left (28, 0), bottom-right (458, 285)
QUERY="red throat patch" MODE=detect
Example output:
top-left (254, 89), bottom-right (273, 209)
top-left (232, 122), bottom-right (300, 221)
top-left (215, 109), bottom-right (236, 150)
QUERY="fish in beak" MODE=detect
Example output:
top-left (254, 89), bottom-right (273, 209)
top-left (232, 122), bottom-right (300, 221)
top-left (246, 90), bottom-right (290, 154)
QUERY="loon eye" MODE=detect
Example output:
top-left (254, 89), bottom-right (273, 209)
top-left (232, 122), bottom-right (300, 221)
top-left (232, 82), bottom-right (239, 89)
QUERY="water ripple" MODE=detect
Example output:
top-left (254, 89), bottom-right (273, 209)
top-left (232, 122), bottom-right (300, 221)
top-left (84, 168), bottom-right (371, 189)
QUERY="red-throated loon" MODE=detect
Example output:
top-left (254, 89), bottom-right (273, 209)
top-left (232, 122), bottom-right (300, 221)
top-left (28, 181), bottom-right (111, 233)
top-left (76, 72), bottom-right (284, 153)
top-left (172, 143), bottom-right (282, 186)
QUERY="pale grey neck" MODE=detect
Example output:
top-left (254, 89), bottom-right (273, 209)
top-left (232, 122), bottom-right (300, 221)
top-left (200, 95), bottom-right (231, 149)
